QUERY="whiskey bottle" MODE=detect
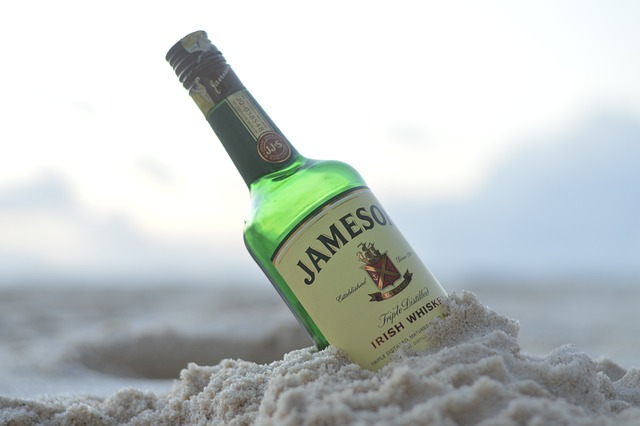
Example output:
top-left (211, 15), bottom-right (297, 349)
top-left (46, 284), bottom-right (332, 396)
top-left (166, 31), bottom-right (447, 370)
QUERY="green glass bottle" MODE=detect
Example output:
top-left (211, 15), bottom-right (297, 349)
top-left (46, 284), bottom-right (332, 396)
top-left (166, 31), bottom-right (447, 370)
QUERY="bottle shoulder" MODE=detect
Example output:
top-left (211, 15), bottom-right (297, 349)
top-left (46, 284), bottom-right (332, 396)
top-left (249, 157), bottom-right (366, 203)
top-left (244, 158), bottom-right (367, 250)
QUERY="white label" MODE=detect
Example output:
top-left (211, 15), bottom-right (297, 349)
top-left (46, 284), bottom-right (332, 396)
top-left (272, 188), bottom-right (447, 370)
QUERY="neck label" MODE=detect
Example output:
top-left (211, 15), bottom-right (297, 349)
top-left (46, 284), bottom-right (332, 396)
top-left (227, 91), bottom-right (291, 163)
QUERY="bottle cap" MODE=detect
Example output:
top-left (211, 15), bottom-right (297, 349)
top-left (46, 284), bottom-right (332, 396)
top-left (166, 31), bottom-right (244, 112)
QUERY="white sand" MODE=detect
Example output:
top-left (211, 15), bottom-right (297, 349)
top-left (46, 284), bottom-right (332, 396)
top-left (1, 288), bottom-right (639, 425)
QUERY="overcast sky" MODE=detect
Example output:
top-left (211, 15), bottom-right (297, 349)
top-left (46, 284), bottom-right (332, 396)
top-left (1, 1), bottom-right (639, 286)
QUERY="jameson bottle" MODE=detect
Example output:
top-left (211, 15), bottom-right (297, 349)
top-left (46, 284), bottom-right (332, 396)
top-left (166, 31), bottom-right (447, 370)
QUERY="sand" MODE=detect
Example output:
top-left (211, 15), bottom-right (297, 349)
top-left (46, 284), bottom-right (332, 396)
top-left (1, 289), bottom-right (639, 426)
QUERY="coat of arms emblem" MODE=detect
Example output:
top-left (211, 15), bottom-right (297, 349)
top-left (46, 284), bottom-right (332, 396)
top-left (357, 242), bottom-right (413, 301)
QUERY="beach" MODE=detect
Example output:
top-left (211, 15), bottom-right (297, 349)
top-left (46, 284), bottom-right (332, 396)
top-left (1, 281), bottom-right (639, 425)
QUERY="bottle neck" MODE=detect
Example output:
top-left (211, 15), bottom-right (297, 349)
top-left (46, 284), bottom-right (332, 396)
top-left (166, 31), bottom-right (300, 186)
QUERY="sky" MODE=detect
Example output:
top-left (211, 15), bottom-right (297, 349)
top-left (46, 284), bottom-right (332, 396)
top-left (1, 0), bottom-right (639, 287)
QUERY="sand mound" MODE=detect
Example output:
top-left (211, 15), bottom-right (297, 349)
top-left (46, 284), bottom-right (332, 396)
top-left (2, 291), bottom-right (639, 425)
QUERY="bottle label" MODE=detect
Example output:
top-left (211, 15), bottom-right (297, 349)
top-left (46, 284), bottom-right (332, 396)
top-left (272, 188), bottom-right (447, 370)
top-left (226, 91), bottom-right (292, 163)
